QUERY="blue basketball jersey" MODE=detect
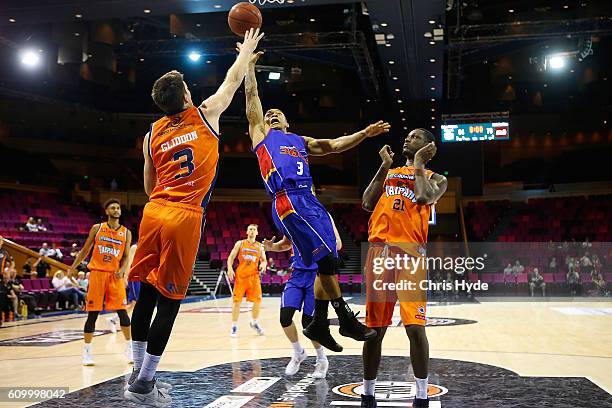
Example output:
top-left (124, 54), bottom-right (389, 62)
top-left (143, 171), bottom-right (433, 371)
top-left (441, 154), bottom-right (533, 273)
top-left (254, 129), bottom-right (313, 196)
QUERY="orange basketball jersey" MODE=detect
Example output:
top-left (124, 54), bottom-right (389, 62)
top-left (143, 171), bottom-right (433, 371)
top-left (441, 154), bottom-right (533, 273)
top-left (235, 240), bottom-right (263, 279)
top-left (149, 106), bottom-right (219, 208)
top-left (88, 223), bottom-right (128, 272)
top-left (368, 166), bottom-right (434, 244)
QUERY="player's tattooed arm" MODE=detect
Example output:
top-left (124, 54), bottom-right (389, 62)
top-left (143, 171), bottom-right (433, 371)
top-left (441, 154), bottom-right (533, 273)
top-left (69, 224), bottom-right (100, 276)
top-left (413, 142), bottom-right (447, 205)
top-left (303, 120), bottom-right (391, 156)
top-left (226, 240), bottom-right (242, 281)
top-left (116, 229), bottom-right (132, 279)
top-left (202, 28), bottom-right (264, 133)
top-left (244, 52), bottom-right (266, 146)
top-left (143, 132), bottom-right (157, 196)
top-left (362, 145), bottom-right (394, 212)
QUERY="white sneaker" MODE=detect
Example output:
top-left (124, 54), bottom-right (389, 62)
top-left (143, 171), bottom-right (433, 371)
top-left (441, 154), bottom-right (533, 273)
top-left (250, 321), bottom-right (264, 336)
top-left (230, 325), bottom-right (238, 338)
top-left (124, 379), bottom-right (171, 407)
top-left (125, 343), bottom-right (134, 364)
top-left (106, 316), bottom-right (118, 334)
top-left (285, 349), bottom-right (307, 376)
top-left (82, 350), bottom-right (95, 366)
top-left (310, 359), bottom-right (329, 379)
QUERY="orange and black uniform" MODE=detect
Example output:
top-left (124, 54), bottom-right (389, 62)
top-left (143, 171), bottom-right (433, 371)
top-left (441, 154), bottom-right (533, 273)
top-left (129, 106), bottom-right (219, 299)
top-left (86, 223), bottom-right (128, 311)
top-left (365, 165), bottom-right (434, 327)
top-left (232, 240), bottom-right (264, 303)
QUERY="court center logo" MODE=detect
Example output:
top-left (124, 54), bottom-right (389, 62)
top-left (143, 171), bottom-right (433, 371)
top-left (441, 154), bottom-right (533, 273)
top-left (333, 381), bottom-right (448, 400)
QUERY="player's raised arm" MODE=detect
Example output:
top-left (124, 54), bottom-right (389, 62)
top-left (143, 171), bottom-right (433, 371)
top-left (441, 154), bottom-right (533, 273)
top-left (362, 145), bottom-right (394, 212)
top-left (303, 120), bottom-right (391, 156)
top-left (226, 240), bottom-right (242, 281)
top-left (413, 142), bottom-right (448, 205)
top-left (201, 28), bottom-right (264, 133)
top-left (142, 132), bottom-right (157, 196)
top-left (245, 51), bottom-right (266, 146)
top-left (69, 224), bottom-right (99, 276)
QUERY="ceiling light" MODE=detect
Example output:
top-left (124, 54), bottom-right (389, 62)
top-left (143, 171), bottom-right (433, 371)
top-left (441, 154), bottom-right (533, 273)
top-left (397, 99), bottom-right (403, 103)
top-left (292, 93), bottom-right (297, 97)
top-left (214, 4), bottom-right (222, 8)
top-left (196, 23), bottom-right (201, 27)
top-left (430, 75), bottom-right (436, 79)
top-left (139, 58), bottom-right (145, 62)
top-left (385, 43), bottom-right (391, 47)
top-left (310, 18), bottom-right (316, 22)
top-left (402, 118), bottom-right (406, 121)
top-left (429, 41), bottom-right (435, 45)
top-left (144, 9), bottom-right (151, 14)
top-left (431, 98), bottom-right (435, 102)
top-left (547, 55), bottom-right (565, 70)
top-left (430, 87), bottom-right (436, 90)
top-left (75, 14), bottom-right (83, 18)
top-left (429, 59), bottom-right (436, 63)
top-left (20, 49), bottom-right (40, 67)
top-left (395, 88), bottom-right (400, 92)
top-left (381, 23), bottom-right (388, 27)
top-left (389, 60), bottom-right (395, 64)
top-left (387, 34), bottom-right (395, 40)
top-left (431, 116), bottom-right (436, 120)
top-left (74, 32), bottom-right (80, 36)
top-left (392, 76), bottom-right (398, 80)
top-left (269, 72), bottom-right (281, 80)
top-left (431, 108), bottom-right (435, 112)
top-left (404, 127), bottom-right (408, 130)
top-left (8, 18), bottom-right (16, 23)
top-left (399, 109), bottom-right (404, 113)
top-left (563, 5), bottom-right (569, 8)
top-left (431, 125), bottom-right (435, 129)
top-left (206, 60), bottom-right (212, 64)
top-left (188, 51), bottom-right (202, 62)
top-left (429, 20), bottom-right (436, 24)
top-left (509, 9), bottom-right (514, 13)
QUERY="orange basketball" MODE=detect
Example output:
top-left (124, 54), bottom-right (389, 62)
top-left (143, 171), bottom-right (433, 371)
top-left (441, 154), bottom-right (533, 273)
top-left (228, 2), bottom-right (263, 37)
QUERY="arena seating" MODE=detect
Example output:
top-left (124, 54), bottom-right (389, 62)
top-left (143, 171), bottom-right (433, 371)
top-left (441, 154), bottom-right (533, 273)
top-left (464, 200), bottom-right (511, 241)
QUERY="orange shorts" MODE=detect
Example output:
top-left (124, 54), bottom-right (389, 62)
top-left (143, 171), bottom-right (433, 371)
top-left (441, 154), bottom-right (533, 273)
top-left (233, 274), bottom-right (262, 303)
top-left (86, 270), bottom-right (127, 311)
top-left (364, 244), bottom-right (427, 328)
top-left (129, 199), bottom-right (203, 300)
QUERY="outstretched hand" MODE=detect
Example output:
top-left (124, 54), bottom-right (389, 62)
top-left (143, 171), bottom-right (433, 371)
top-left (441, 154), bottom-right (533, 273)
top-left (236, 27), bottom-right (265, 55)
top-left (365, 120), bottom-right (391, 137)
top-left (262, 236), bottom-right (277, 252)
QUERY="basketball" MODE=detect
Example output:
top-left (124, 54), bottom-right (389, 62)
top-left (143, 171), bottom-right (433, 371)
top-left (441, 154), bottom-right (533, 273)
top-left (228, 2), bottom-right (263, 37)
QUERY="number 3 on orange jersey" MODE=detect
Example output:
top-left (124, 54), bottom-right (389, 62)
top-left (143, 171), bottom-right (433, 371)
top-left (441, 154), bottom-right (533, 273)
top-left (173, 148), bottom-right (195, 179)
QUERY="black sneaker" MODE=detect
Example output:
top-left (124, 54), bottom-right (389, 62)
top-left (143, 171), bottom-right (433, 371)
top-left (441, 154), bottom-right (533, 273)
top-left (303, 320), bottom-right (343, 352)
top-left (361, 394), bottom-right (377, 408)
top-left (338, 312), bottom-right (377, 341)
top-left (124, 378), bottom-right (171, 407)
top-left (413, 397), bottom-right (429, 408)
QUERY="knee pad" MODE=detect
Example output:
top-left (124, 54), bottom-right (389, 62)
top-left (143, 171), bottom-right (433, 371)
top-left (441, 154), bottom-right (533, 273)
top-left (280, 307), bottom-right (296, 328)
top-left (84, 311), bottom-right (99, 333)
top-left (316, 254), bottom-right (337, 276)
top-left (116, 309), bottom-right (131, 327)
top-left (301, 313), bottom-right (313, 328)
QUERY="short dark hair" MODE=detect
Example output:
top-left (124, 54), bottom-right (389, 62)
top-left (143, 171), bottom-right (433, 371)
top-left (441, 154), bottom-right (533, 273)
top-left (151, 71), bottom-right (185, 114)
top-left (248, 224), bottom-right (259, 229)
top-left (104, 198), bottom-right (121, 210)
top-left (414, 128), bottom-right (435, 144)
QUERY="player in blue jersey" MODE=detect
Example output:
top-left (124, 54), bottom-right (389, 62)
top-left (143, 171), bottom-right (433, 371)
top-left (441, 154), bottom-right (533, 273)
top-left (244, 50), bottom-right (391, 351)
top-left (264, 199), bottom-right (342, 378)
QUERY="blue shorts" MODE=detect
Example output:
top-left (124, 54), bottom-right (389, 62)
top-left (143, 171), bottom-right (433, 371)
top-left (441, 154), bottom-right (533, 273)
top-left (127, 281), bottom-right (141, 303)
top-left (281, 269), bottom-right (316, 316)
top-left (272, 189), bottom-right (337, 266)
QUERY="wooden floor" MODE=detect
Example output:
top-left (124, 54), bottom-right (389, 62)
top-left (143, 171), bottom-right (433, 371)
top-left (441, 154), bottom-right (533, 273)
top-left (0, 297), bottom-right (611, 407)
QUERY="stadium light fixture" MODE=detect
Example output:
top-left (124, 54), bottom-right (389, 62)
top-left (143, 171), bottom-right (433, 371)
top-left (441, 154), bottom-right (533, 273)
top-left (20, 49), bottom-right (41, 67)
top-left (268, 72), bottom-right (281, 80)
top-left (547, 55), bottom-right (565, 70)
top-left (188, 52), bottom-right (201, 62)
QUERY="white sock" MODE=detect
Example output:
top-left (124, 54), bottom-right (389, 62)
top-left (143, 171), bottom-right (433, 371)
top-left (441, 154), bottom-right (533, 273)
top-left (363, 379), bottom-right (376, 396)
top-left (251, 319), bottom-right (258, 325)
top-left (291, 341), bottom-right (303, 355)
top-left (138, 352), bottom-right (161, 382)
top-left (415, 376), bottom-right (428, 400)
top-left (84, 343), bottom-right (92, 354)
top-left (132, 341), bottom-right (147, 371)
top-left (315, 346), bottom-right (327, 362)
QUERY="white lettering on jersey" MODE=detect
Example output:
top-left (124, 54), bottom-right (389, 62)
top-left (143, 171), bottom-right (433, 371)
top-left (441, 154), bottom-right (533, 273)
top-left (161, 131), bottom-right (198, 152)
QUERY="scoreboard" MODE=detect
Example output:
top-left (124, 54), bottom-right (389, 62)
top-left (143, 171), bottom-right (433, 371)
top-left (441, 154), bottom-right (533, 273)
top-left (441, 122), bottom-right (510, 143)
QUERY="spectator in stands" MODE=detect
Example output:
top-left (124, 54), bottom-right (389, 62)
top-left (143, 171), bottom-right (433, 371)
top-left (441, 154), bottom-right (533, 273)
top-left (529, 267), bottom-right (546, 297)
top-left (503, 263), bottom-right (513, 283)
top-left (592, 273), bottom-right (608, 296)
top-left (69, 243), bottom-right (79, 258)
top-left (512, 260), bottom-right (524, 277)
top-left (548, 257), bottom-right (558, 274)
top-left (2, 270), bottom-right (19, 317)
top-left (49, 243), bottom-right (63, 261)
top-left (567, 268), bottom-right (581, 296)
top-left (582, 237), bottom-right (592, 253)
top-left (581, 253), bottom-right (593, 276)
top-left (39, 243), bottom-right (54, 258)
top-left (8, 268), bottom-right (39, 316)
top-left (36, 218), bottom-right (47, 232)
top-left (25, 217), bottom-right (38, 232)
top-left (76, 271), bottom-right (89, 291)
top-left (33, 257), bottom-right (50, 278)
top-left (22, 257), bottom-right (34, 278)
top-left (267, 257), bottom-right (278, 275)
top-left (51, 270), bottom-right (85, 309)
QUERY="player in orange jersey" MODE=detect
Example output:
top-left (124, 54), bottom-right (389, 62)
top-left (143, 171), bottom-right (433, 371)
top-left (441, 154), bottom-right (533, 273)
top-left (227, 224), bottom-right (267, 337)
top-left (69, 198), bottom-right (133, 366)
top-left (360, 129), bottom-right (447, 408)
top-left (124, 28), bottom-right (264, 407)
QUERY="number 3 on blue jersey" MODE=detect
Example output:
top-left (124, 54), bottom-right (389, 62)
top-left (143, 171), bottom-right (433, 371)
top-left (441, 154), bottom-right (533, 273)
top-left (297, 162), bottom-right (304, 175)
top-left (173, 148), bottom-right (195, 179)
